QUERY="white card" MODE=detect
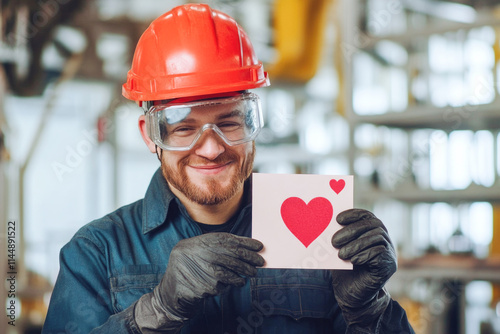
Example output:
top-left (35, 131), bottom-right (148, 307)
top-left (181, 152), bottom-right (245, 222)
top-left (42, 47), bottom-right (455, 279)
top-left (252, 173), bottom-right (353, 269)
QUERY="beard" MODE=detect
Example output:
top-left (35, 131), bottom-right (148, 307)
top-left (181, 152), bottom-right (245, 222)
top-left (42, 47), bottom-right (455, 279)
top-left (161, 143), bottom-right (255, 205)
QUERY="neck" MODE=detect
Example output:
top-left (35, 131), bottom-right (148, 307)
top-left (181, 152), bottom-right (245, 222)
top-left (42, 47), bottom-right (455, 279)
top-left (170, 184), bottom-right (245, 225)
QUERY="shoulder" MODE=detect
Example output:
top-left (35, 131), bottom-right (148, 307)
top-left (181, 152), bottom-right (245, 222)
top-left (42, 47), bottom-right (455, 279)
top-left (64, 199), bottom-right (144, 254)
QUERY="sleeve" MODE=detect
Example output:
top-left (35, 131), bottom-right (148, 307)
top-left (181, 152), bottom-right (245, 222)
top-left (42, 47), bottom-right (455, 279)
top-left (42, 234), bottom-right (142, 334)
top-left (346, 300), bottom-right (416, 334)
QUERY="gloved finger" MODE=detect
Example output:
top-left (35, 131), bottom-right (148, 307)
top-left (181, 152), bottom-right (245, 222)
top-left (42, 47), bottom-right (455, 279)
top-left (233, 247), bottom-right (265, 266)
top-left (350, 247), bottom-right (397, 284)
top-left (228, 234), bottom-right (264, 252)
top-left (203, 242), bottom-right (265, 267)
top-left (201, 233), bottom-right (264, 253)
top-left (194, 277), bottom-right (239, 298)
top-left (173, 265), bottom-right (226, 298)
top-left (336, 208), bottom-right (377, 226)
top-left (198, 276), bottom-right (245, 299)
top-left (350, 245), bottom-right (396, 270)
top-left (337, 228), bottom-right (392, 260)
top-left (180, 262), bottom-right (247, 296)
top-left (211, 267), bottom-right (246, 287)
top-left (345, 241), bottom-right (392, 266)
top-left (332, 216), bottom-right (385, 248)
top-left (210, 253), bottom-right (261, 277)
top-left (219, 235), bottom-right (265, 266)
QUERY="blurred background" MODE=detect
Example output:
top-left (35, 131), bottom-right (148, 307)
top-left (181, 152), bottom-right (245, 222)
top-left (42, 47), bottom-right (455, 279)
top-left (1, 0), bottom-right (500, 333)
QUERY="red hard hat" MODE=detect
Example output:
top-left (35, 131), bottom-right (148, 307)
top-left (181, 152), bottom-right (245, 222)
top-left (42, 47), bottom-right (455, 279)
top-left (122, 4), bottom-right (270, 102)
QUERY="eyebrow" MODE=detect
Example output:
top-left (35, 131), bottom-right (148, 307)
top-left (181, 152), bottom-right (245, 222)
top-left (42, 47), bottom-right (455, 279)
top-left (175, 117), bottom-right (196, 125)
top-left (173, 109), bottom-right (243, 125)
top-left (216, 110), bottom-right (244, 120)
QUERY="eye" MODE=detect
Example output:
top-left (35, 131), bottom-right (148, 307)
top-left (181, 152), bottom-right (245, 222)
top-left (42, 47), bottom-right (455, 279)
top-left (171, 126), bottom-right (197, 136)
top-left (218, 121), bottom-right (242, 131)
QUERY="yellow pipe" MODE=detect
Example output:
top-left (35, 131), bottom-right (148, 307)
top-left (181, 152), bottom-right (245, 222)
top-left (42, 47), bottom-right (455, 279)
top-left (269, 0), bottom-right (333, 83)
top-left (491, 205), bottom-right (500, 308)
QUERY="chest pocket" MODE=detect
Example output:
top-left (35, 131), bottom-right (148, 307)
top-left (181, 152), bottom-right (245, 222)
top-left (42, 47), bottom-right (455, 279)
top-left (109, 265), bottom-right (164, 313)
top-left (250, 269), bottom-right (335, 321)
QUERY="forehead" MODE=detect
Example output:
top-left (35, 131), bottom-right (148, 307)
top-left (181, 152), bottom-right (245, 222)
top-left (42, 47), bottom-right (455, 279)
top-left (167, 99), bottom-right (245, 123)
top-left (152, 92), bottom-right (244, 106)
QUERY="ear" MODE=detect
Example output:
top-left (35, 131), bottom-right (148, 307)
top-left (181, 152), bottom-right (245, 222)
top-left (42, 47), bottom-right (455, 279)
top-left (138, 115), bottom-right (157, 153)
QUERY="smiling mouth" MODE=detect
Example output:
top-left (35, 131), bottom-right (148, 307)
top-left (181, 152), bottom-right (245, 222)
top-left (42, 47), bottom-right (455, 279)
top-left (189, 161), bottom-right (233, 174)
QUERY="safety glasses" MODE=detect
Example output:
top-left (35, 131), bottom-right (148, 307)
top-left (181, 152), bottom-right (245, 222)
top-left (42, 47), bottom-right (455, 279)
top-left (146, 93), bottom-right (263, 151)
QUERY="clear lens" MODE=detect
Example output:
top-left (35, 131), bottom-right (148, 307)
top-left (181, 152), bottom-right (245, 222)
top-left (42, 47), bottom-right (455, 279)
top-left (147, 93), bottom-right (263, 151)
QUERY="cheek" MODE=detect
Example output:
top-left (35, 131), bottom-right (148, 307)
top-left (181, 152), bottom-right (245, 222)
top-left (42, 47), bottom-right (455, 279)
top-left (161, 152), bottom-right (185, 169)
top-left (241, 143), bottom-right (256, 165)
top-left (237, 144), bottom-right (253, 161)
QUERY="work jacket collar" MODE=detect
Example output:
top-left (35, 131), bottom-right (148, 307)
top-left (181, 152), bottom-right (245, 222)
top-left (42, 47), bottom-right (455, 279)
top-left (141, 168), bottom-right (177, 234)
top-left (141, 168), bottom-right (252, 234)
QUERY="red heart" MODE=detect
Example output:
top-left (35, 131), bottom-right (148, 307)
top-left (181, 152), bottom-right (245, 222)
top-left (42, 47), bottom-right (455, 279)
top-left (280, 197), bottom-right (333, 248)
top-left (329, 179), bottom-right (345, 194)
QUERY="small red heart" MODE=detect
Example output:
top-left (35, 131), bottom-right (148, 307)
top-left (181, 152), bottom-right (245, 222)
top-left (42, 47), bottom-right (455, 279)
top-left (329, 179), bottom-right (345, 194)
top-left (280, 197), bottom-right (333, 248)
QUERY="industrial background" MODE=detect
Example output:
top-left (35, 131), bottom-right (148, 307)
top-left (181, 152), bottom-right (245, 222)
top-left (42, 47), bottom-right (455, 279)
top-left (1, 0), bottom-right (500, 333)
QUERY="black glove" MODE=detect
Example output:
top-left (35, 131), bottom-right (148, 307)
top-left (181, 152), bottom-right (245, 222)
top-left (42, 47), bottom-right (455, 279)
top-left (133, 233), bottom-right (264, 333)
top-left (331, 209), bottom-right (397, 331)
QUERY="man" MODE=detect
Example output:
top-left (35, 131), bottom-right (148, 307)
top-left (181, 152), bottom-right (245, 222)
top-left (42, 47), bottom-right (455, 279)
top-left (43, 4), bottom-right (414, 334)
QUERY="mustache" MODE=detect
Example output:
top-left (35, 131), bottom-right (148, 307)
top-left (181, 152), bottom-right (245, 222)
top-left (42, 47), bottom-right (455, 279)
top-left (180, 151), bottom-right (239, 167)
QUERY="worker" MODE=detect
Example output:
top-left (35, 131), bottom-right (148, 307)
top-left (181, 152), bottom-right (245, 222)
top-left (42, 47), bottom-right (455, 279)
top-left (43, 4), bottom-right (415, 333)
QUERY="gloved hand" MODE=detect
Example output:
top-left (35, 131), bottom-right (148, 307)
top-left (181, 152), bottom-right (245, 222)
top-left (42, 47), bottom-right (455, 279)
top-left (133, 233), bottom-right (264, 333)
top-left (331, 209), bottom-right (397, 331)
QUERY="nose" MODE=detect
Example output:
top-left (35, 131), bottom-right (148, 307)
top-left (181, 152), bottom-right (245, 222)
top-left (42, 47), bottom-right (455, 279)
top-left (193, 129), bottom-right (226, 160)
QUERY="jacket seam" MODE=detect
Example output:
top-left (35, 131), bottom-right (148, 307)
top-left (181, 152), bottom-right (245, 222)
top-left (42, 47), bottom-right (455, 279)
top-left (73, 233), bottom-right (106, 254)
